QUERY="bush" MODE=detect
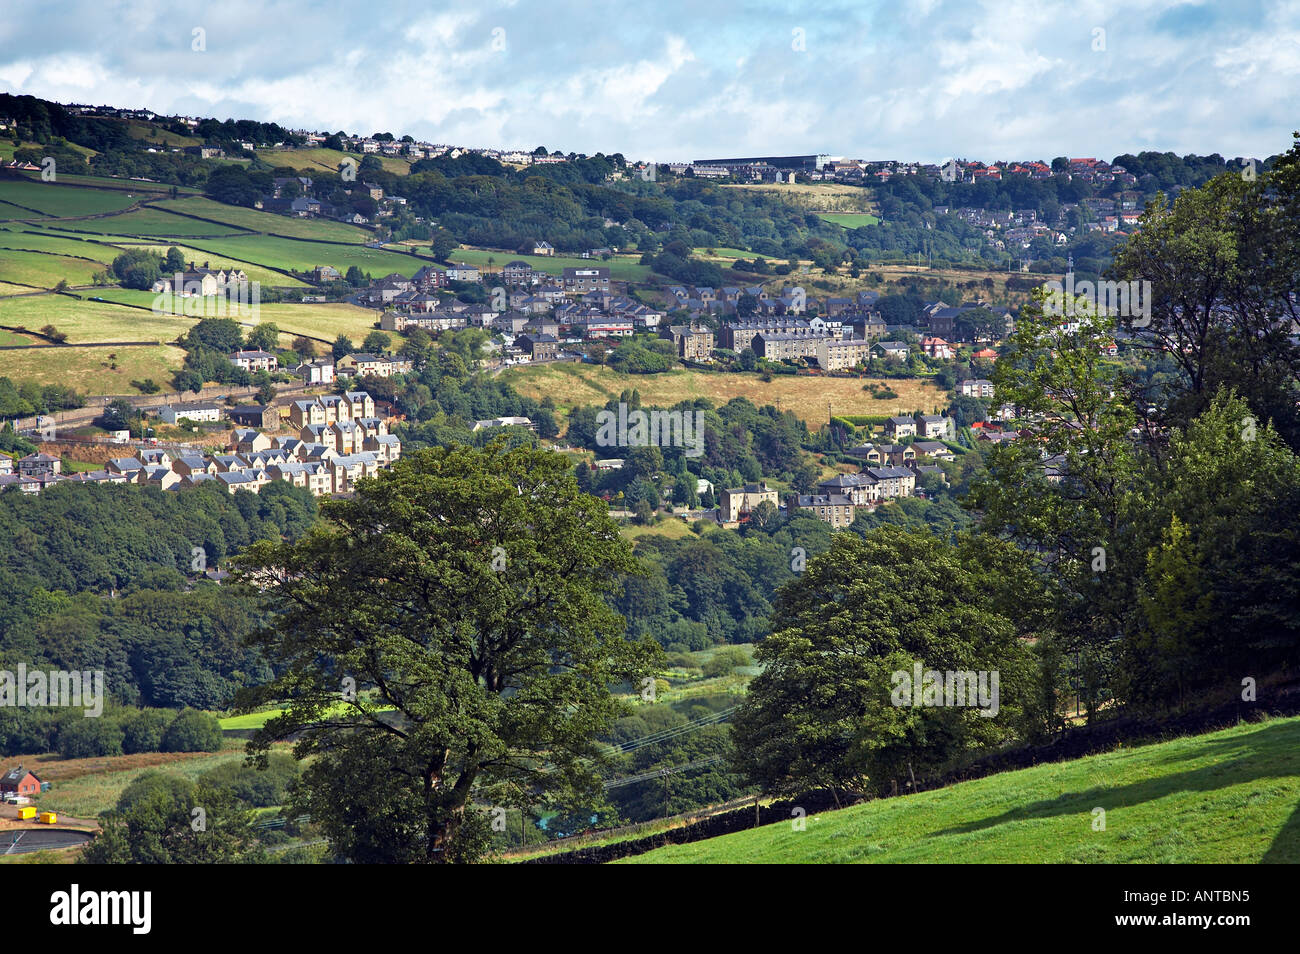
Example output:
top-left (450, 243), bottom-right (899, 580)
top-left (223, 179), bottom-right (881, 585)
top-left (702, 646), bottom-right (752, 677)
top-left (122, 709), bottom-right (172, 754)
top-left (161, 708), bottom-right (223, 753)
top-left (200, 753), bottom-right (300, 807)
top-left (56, 716), bottom-right (125, 759)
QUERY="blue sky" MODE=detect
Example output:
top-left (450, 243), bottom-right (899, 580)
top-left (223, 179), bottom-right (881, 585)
top-left (1, 0), bottom-right (1295, 163)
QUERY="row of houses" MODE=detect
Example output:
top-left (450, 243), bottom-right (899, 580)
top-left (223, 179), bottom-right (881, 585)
top-left (361, 265), bottom-right (612, 311)
top-left (714, 448), bottom-right (948, 528)
top-left (97, 431), bottom-right (398, 496)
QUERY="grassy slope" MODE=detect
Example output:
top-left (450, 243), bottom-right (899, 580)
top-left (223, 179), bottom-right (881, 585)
top-left (500, 362), bottom-right (948, 426)
top-left (627, 716), bottom-right (1300, 864)
top-left (0, 179), bottom-right (140, 217)
top-left (154, 196), bottom-right (375, 243)
top-left (819, 212), bottom-right (881, 228)
top-left (448, 247), bottom-right (652, 282)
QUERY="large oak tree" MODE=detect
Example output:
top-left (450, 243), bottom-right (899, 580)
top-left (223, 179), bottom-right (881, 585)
top-left (233, 443), bottom-right (659, 862)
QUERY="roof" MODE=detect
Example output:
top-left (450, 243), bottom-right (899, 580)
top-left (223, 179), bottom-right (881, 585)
top-left (229, 349), bottom-right (277, 360)
top-left (1, 766), bottom-right (39, 785)
top-left (796, 494), bottom-right (853, 507)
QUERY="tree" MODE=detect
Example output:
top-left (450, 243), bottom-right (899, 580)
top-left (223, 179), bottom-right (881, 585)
top-left (111, 248), bottom-right (163, 290)
top-left (731, 528), bottom-right (1047, 799)
top-left (245, 322), bottom-right (280, 353)
top-left (102, 397), bottom-right (141, 431)
top-left (184, 317), bottom-right (244, 354)
top-left (398, 328), bottom-right (433, 368)
top-left (162, 708), bottom-right (223, 752)
top-left (362, 331), bottom-right (392, 354)
top-left (344, 266), bottom-right (367, 287)
top-left (968, 286), bottom-right (1142, 719)
top-left (123, 709), bottom-right (172, 754)
top-left (1125, 390), bottom-right (1300, 706)
top-left (332, 334), bottom-right (354, 361)
top-left (82, 773), bottom-right (263, 864)
top-left (164, 246), bottom-right (186, 274)
top-left (253, 370), bottom-right (276, 405)
top-left (233, 444), bottom-right (661, 863)
top-left (292, 336), bottom-right (317, 360)
top-left (1109, 163), bottom-right (1300, 449)
top-left (430, 227), bottom-right (458, 261)
top-left (174, 370), bottom-right (204, 395)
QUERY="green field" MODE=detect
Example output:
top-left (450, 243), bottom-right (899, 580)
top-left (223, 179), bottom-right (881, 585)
top-left (180, 233), bottom-right (429, 276)
top-left (818, 212), bottom-right (881, 228)
top-left (501, 362), bottom-right (948, 426)
top-left (67, 206), bottom-right (248, 237)
top-left (450, 247), bottom-right (651, 282)
top-left (124, 244), bottom-right (308, 288)
top-left (628, 716), bottom-right (1300, 864)
top-left (155, 196), bottom-right (375, 242)
top-left (0, 247), bottom-right (106, 286)
top-left (0, 294), bottom-right (192, 343)
top-left (0, 179), bottom-right (141, 217)
top-left (0, 327), bottom-right (36, 345)
top-left (0, 227), bottom-right (122, 260)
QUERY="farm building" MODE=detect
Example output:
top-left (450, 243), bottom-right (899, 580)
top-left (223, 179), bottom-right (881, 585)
top-left (1, 766), bottom-right (41, 797)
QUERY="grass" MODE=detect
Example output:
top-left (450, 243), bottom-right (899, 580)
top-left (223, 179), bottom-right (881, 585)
top-left (0, 327), bottom-right (36, 344)
top-left (627, 715), bottom-right (1300, 864)
top-left (116, 118), bottom-right (203, 149)
top-left (819, 212), bottom-right (881, 228)
top-left (155, 196), bottom-right (375, 243)
top-left (720, 181), bottom-right (876, 212)
top-left (619, 515), bottom-right (700, 541)
top-left (0, 179), bottom-right (141, 217)
top-left (176, 233), bottom-right (429, 276)
top-left (67, 206), bottom-right (248, 237)
top-left (17, 743), bottom-right (253, 818)
top-left (0, 343), bottom-right (186, 392)
top-left (501, 363), bottom-right (949, 426)
top-left (0, 294), bottom-right (192, 343)
top-left (219, 709), bottom-right (284, 730)
top-left (254, 146), bottom-right (416, 178)
top-left (60, 458), bottom-right (102, 473)
top-left (0, 247), bottom-right (106, 286)
top-left (450, 247), bottom-right (652, 283)
top-left (0, 227), bottom-right (122, 261)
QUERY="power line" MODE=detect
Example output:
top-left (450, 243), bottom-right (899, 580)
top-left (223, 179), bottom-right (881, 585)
top-left (606, 706), bottom-right (738, 754)
top-left (604, 756), bottom-right (725, 790)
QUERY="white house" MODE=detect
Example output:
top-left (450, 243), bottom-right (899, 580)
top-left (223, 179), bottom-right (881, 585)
top-left (158, 402), bottom-right (222, 424)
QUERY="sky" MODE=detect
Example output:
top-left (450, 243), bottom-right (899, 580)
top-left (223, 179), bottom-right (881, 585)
top-left (1, 0), bottom-right (1296, 164)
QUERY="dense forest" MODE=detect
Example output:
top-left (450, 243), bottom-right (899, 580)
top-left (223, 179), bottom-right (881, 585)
top-left (0, 481), bottom-right (317, 710)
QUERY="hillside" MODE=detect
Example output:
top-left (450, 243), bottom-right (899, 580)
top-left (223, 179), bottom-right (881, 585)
top-left (624, 716), bottom-right (1300, 864)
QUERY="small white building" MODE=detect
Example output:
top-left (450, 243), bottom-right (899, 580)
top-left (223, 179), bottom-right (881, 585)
top-left (158, 403), bottom-right (223, 424)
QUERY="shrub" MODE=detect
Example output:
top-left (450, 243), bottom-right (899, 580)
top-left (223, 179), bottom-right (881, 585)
top-left (122, 709), bottom-right (172, 754)
top-left (56, 716), bottom-right (125, 759)
top-left (161, 708), bottom-right (223, 752)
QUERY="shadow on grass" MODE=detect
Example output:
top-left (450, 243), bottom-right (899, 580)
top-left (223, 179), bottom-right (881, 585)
top-left (927, 721), bottom-right (1300, 860)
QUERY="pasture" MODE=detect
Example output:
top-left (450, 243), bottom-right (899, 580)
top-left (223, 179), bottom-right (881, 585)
top-left (500, 362), bottom-right (948, 426)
